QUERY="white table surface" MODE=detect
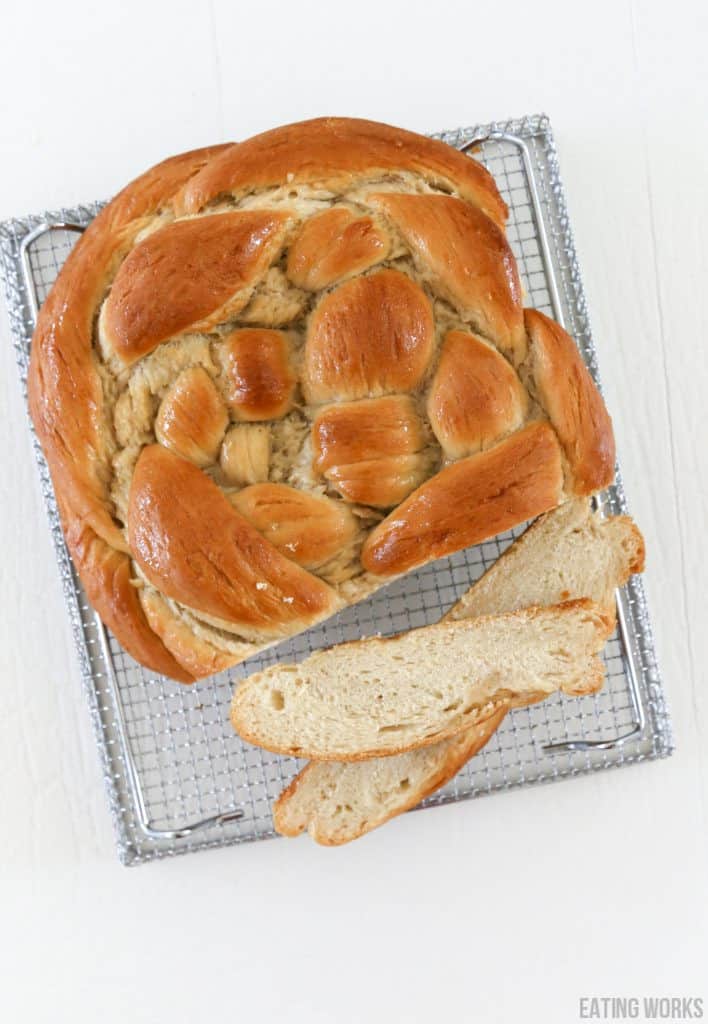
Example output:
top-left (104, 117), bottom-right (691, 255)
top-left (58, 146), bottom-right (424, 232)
top-left (1, 1), bottom-right (706, 1020)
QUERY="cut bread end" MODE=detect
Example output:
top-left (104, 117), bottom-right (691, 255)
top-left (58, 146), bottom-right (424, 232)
top-left (447, 500), bottom-right (645, 623)
top-left (270, 503), bottom-right (646, 845)
top-left (231, 599), bottom-right (613, 761)
top-left (273, 707), bottom-right (508, 844)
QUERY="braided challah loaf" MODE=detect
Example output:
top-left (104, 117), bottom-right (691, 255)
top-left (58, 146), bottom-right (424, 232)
top-left (28, 117), bottom-right (615, 682)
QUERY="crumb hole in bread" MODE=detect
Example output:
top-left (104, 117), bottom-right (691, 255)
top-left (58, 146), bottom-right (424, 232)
top-left (270, 689), bottom-right (285, 710)
top-left (443, 700), bottom-right (461, 713)
top-left (399, 778), bottom-right (410, 791)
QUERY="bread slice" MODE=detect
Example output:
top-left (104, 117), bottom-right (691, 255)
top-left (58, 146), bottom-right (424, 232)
top-left (273, 707), bottom-right (508, 844)
top-left (231, 599), bottom-right (614, 761)
top-left (273, 501), bottom-right (644, 843)
top-left (446, 500), bottom-right (644, 623)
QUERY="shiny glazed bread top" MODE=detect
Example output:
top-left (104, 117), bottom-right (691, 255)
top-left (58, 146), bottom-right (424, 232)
top-left (28, 117), bottom-right (615, 681)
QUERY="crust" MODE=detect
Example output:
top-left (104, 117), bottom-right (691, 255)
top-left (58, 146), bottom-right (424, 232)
top-left (139, 589), bottom-right (246, 679)
top-left (229, 483), bottom-right (359, 570)
top-left (303, 269), bottom-right (434, 404)
top-left (524, 309), bottom-right (615, 494)
top-left (361, 422), bottom-right (564, 576)
top-left (28, 144), bottom-right (228, 680)
top-left (370, 192), bottom-right (526, 361)
top-left (154, 366), bottom-right (229, 466)
top-left (175, 117), bottom-right (509, 227)
top-left (312, 395), bottom-right (427, 508)
top-left (63, 508), bottom-right (195, 683)
top-left (27, 120), bottom-right (617, 684)
top-left (221, 329), bottom-right (295, 421)
top-left (101, 211), bottom-right (291, 365)
top-left (286, 208), bottom-right (390, 290)
top-left (621, 515), bottom-right (647, 575)
top-left (427, 330), bottom-right (528, 458)
top-left (128, 445), bottom-right (342, 637)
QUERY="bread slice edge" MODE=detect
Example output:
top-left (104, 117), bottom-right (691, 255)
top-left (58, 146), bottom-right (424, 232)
top-left (231, 598), bottom-right (614, 760)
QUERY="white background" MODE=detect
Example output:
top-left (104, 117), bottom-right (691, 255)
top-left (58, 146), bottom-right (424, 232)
top-left (1, 1), bottom-right (706, 1021)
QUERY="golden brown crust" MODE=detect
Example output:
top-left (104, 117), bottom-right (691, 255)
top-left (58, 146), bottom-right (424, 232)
top-left (28, 145), bottom-right (228, 680)
top-left (98, 145), bottom-right (232, 227)
top-left (312, 395), bottom-right (427, 507)
top-left (229, 483), bottom-right (358, 569)
top-left (303, 269), bottom-right (435, 404)
top-left (361, 422), bottom-right (564, 576)
top-left (524, 309), bottom-right (616, 494)
top-left (29, 238), bottom-right (130, 558)
top-left (621, 515), bottom-right (647, 575)
top-left (219, 328), bottom-right (295, 421)
top-left (155, 367), bottom-right (229, 466)
top-left (286, 208), bottom-right (390, 290)
top-left (101, 211), bottom-right (291, 365)
top-left (312, 395), bottom-right (424, 470)
top-left (27, 147), bottom-right (224, 529)
top-left (27, 119), bottom-right (617, 683)
top-left (139, 588), bottom-right (246, 678)
top-left (63, 510), bottom-right (195, 683)
top-left (176, 117), bottom-right (508, 226)
top-left (324, 456), bottom-right (430, 511)
top-left (128, 445), bottom-right (341, 637)
top-left (427, 330), bottom-right (529, 458)
top-left (370, 192), bottom-right (526, 362)
top-left (219, 424), bottom-right (270, 485)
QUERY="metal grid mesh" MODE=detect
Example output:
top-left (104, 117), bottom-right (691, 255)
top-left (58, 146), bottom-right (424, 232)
top-left (0, 114), bottom-right (672, 864)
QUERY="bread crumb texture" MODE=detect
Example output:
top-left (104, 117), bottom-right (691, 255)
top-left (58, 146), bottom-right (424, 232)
top-left (230, 600), bottom-right (613, 759)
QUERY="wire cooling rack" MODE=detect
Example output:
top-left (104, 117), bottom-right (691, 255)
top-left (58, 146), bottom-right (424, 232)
top-left (0, 113), bottom-right (672, 864)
